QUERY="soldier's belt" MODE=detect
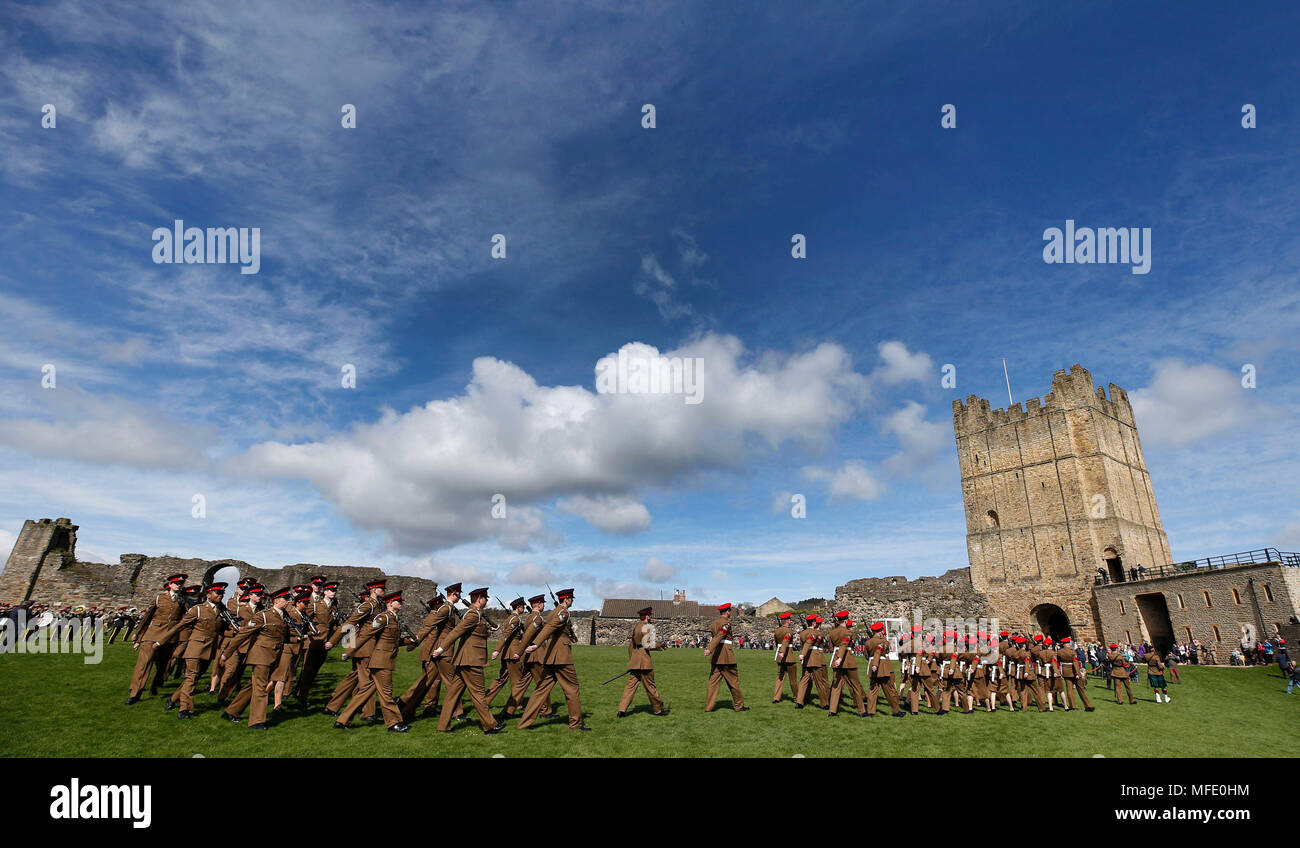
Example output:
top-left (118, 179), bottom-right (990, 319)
top-left (721, 639), bottom-right (733, 645)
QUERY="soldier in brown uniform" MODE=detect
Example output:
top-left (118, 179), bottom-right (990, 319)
top-left (864, 622), bottom-right (903, 717)
top-left (795, 614), bottom-right (828, 709)
top-left (162, 584), bottom-right (204, 684)
top-left (993, 631), bottom-right (1015, 711)
top-left (214, 580), bottom-right (256, 698)
top-left (334, 590), bottom-right (415, 732)
top-left (222, 587), bottom-right (294, 729)
top-left (429, 587), bottom-right (505, 733)
top-left (294, 579), bottom-right (341, 708)
top-left (772, 611), bottom-right (799, 703)
top-left (270, 590), bottom-right (313, 712)
top-left (1030, 635), bottom-right (1056, 711)
top-left (704, 603), bottom-right (748, 712)
top-left (126, 573), bottom-right (188, 704)
top-left (518, 588), bottom-right (589, 730)
top-left (617, 606), bottom-right (670, 718)
top-left (826, 612), bottom-right (866, 717)
top-left (1056, 636), bottom-right (1093, 711)
top-left (1014, 636), bottom-right (1047, 711)
top-left (486, 596), bottom-right (529, 719)
top-left (901, 626), bottom-right (937, 714)
top-left (157, 582), bottom-right (229, 718)
top-left (1107, 643), bottom-right (1136, 704)
top-left (515, 594), bottom-right (556, 718)
top-left (323, 579), bottom-right (387, 717)
top-left (399, 587), bottom-right (468, 723)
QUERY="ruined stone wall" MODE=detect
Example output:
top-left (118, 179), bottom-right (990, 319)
top-left (1093, 563), bottom-right (1298, 656)
top-left (953, 364), bottom-right (1173, 638)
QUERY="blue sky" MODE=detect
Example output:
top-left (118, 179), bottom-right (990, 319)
top-left (1, 0), bottom-right (1297, 607)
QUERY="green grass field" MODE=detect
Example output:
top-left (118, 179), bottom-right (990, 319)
top-left (2, 642), bottom-right (1295, 757)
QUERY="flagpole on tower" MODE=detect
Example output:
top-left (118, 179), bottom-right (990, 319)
top-left (1002, 358), bottom-right (1014, 406)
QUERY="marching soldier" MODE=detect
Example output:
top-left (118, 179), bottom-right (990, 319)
top-left (126, 573), bottom-right (187, 704)
top-left (222, 587), bottom-right (293, 729)
top-left (967, 634), bottom-right (993, 712)
top-left (901, 626), bottom-right (937, 714)
top-left (994, 631), bottom-right (1015, 711)
top-left (1056, 636), bottom-right (1093, 711)
top-left (323, 578), bottom-right (387, 719)
top-left (430, 587), bottom-right (505, 733)
top-left (617, 606), bottom-right (670, 718)
top-left (936, 631), bottom-right (962, 714)
top-left (163, 584), bottom-right (204, 682)
top-left (1031, 635), bottom-right (1056, 711)
top-left (270, 589), bottom-right (312, 712)
top-left (515, 594), bottom-right (556, 719)
top-left (704, 603), bottom-right (747, 713)
top-left (1107, 643), bottom-right (1136, 704)
top-left (772, 611), bottom-right (799, 703)
top-left (157, 582), bottom-right (229, 718)
top-left (399, 585), bottom-right (465, 724)
top-left (518, 588), bottom-right (589, 731)
top-left (294, 579), bottom-right (341, 707)
top-left (217, 586), bottom-right (260, 700)
top-left (864, 622), bottom-right (903, 717)
top-left (486, 596), bottom-right (528, 719)
top-left (212, 579), bottom-right (254, 695)
top-left (334, 590), bottom-right (415, 732)
top-left (826, 611), bottom-right (866, 717)
top-left (795, 613), bottom-right (829, 709)
top-left (1015, 636), bottom-right (1047, 711)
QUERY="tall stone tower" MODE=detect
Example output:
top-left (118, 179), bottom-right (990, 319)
top-left (951, 364), bottom-right (1172, 640)
top-left (0, 518), bottom-right (80, 604)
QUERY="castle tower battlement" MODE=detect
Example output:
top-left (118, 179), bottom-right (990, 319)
top-left (952, 364), bottom-right (1171, 639)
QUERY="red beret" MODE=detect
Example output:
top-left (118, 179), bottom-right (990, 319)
top-left (1109, 643), bottom-right (1119, 649)
top-left (998, 631), bottom-right (1009, 638)
top-left (778, 611), bottom-right (792, 620)
top-left (717, 603), bottom-right (731, 612)
top-left (804, 614), bottom-right (817, 622)
top-left (869, 622), bottom-right (884, 632)
top-left (1060, 637), bottom-right (1072, 643)
top-left (1033, 634), bottom-right (1043, 642)
top-left (814, 616), bottom-right (823, 624)
top-left (834, 611), bottom-right (849, 620)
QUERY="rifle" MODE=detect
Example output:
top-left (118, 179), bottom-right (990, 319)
top-left (602, 669), bottom-right (632, 686)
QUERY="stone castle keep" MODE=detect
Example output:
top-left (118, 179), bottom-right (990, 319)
top-left (954, 364), bottom-right (1173, 640)
top-left (2, 364), bottom-right (1297, 654)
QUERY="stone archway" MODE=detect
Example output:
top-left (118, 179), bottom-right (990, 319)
top-left (1030, 603), bottom-right (1072, 641)
top-left (1102, 546), bottom-right (1124, 583)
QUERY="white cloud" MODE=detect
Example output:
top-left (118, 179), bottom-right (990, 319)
top-left (0, 387), bottom-right (211, 470)
top-left (871, 341), bottom-right (933, 386)
top-left (228, 333), bottom-right (871, 552)
top-left (880, 401), bottom-right (947, 476)
top-left (506, 561), bottom-right (555, 586)
top-left (557, 494), bottom-right (651, 535)
top-left (771, 490), bottom-right (795, 514)
top-left (405, 556), bottom-right (496, 589)
top-left (1130, 360), bottom-right (1260, 446)
top-left (803, 460), bottom-right (883, 501)
top-left (639, 556), bottom-right (678, 583)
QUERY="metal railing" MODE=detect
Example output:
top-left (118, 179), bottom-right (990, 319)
top-left (1093, 548), bottom-right (1298, 585)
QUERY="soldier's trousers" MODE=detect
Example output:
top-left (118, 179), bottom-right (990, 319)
top-left (1018, 678), bottom-right (1046, 711)
top-left (906, 675), bottom-right (938, 712)
top-left (294, 640), bottom-right (328, 701)
top-left (829, 667), bottom-right (865, 714)
top-left (525, 661), bottom-right (555, 715)
top-left (438, 666), bottom-right (498, 731)
top-left (867, 675), bottom-right (901, 715)
top-left (326, 657), bottom-right (377, 717)
top-left (1062, 675), bottom-right (1092, 709)
top-left (400, 657), bottom-right (460, 722)
top-left (618, 669), bottom-right (664, 713)
top-left (796, 666), bottom-right (829, 706)
top-left (773, 663), bottom-right (800, 701)
top-left (340, 666), bottom-right (404, 728)
top-left (168, 658), bottom-right (203, 712)
top-left (128, 641), bottom-right (174, 698)
top-left (938, 677), bottom-right (966, 712)
top-left (1113, 677), bottom-right (1135, 703)
top-left (486, 659), bottom-right (527, 716)
top-left (518, 663), bottom-right (583, 729)
top-left (225, 663), bottom-right (273, 726)
top-left (218, 652), bottom-right (248, 699)
top-left (705, 663), bottom-right (745, 711)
